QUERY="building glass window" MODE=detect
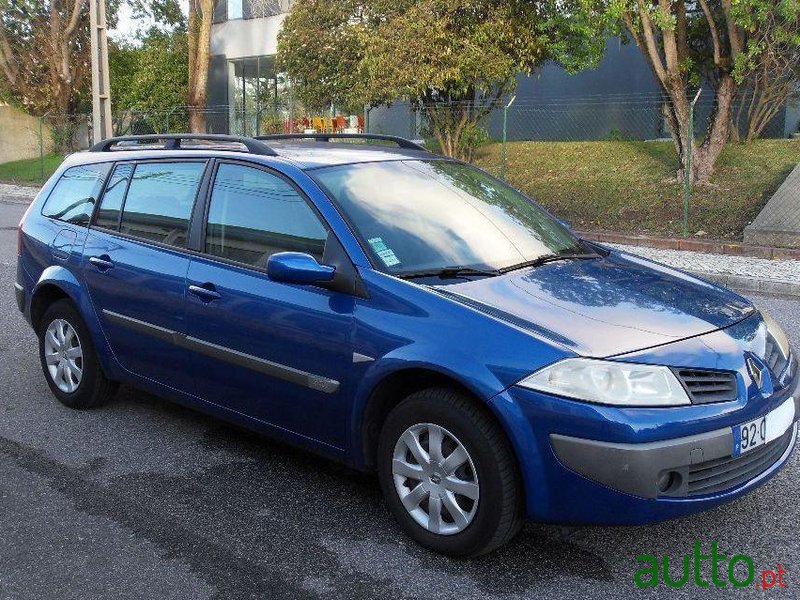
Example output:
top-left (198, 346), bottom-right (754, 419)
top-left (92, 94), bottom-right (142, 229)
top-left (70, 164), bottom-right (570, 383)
top-left (228, 55), bottom-right (283, 136)
top-left (227, 0), bottom-right (242, 19)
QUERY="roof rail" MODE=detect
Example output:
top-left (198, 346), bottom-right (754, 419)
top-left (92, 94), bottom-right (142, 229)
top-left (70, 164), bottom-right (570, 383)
top-left (89, 134), bottom-right (278, 156)
top-left (255, 133), bottom-right (427, 151)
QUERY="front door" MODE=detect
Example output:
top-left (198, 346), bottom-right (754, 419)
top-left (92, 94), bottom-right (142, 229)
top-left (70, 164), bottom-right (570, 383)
top-left (184, 162), bottom-right (355, 449)
top-left (82, 160), bottom-right (207, 392)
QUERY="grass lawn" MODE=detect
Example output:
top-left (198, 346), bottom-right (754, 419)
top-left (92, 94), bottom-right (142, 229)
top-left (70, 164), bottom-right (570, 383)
top-left (0, 155), bottom-right (64, 184)
top-left (475, 139), bottom-right (800, 241)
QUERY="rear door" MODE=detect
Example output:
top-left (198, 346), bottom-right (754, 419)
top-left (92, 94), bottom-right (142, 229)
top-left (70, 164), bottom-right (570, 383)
top-left (82, 159), bottom-right (208, 392)
top-left (183, 161), bottom-right (355, 449)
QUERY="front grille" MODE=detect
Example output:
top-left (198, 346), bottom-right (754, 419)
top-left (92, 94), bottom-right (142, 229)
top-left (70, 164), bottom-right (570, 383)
top-left (765, 333), bottom-right (789, 377)
top-left (675, 369), bottom-right (738, 404)
top-left (686, 428), bottom-right (794, 496)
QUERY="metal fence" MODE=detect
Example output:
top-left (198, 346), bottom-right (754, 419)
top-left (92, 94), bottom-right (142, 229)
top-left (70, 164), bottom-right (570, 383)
top-left (1, 96), bottom-right (798, 247)
top-left (366, 96), bottom-right (800, 244)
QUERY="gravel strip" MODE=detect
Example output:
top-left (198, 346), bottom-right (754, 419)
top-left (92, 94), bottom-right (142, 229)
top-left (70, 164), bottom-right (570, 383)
top-left (610, 242), bottom-right (800, 296)
top-left (0, 183), bottom-right (39, 204)
top-left (610, 243), bottom-right (800, 283)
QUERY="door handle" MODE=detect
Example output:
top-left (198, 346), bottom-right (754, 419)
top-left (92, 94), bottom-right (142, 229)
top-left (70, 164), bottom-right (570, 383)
top-left (188, 284), bottom-right (222, 302)
top-left (89, 255), bottom-right (114, 271)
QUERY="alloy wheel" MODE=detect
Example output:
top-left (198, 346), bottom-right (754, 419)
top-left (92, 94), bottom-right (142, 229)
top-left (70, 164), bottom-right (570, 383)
top-left (43, 318), bottom-right (84, 394)
top-left (391, 423), bottom-right (480, 535)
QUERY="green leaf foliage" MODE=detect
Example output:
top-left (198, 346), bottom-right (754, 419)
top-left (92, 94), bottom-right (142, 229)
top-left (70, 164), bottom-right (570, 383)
top-left (110, 28), bottom-right (189, 116)
top-left (277, 0), bottom-right (605, 111)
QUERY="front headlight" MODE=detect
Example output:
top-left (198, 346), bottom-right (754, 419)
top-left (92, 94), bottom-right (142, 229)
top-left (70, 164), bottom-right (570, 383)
top-left (760, 308), bottom-right (790, 360)
top-left (517, 358), bottom-right (691, 407)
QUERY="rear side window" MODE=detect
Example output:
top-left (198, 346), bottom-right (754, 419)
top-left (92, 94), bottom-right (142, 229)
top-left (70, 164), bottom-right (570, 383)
top-left (117, 162), bottom-right (205, 248)
top-left (42, 163), bottom-right (110, 225)
top-left (205, 163), bottom-right (328, 267)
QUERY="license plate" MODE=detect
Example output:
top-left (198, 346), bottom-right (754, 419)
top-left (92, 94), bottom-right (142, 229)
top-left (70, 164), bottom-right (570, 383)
top-left (732, 397), bottom-right (796, 457)
top-left (733, 416), bottom-right (766, 455)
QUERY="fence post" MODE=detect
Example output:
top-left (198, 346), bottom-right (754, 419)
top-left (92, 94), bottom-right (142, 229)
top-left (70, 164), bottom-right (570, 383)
top-left (38, 116), bottom-right (44, 182)
top-left (500, 95), bottom-right (516, 180)
top-left (682, 89), bottom-right (702, 237)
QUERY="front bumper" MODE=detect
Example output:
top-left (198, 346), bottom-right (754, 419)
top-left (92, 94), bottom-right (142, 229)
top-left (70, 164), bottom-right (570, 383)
top-left (551, 418), bottom-right (796, 499)
top-left (494, 370), bottom-right (799, 525)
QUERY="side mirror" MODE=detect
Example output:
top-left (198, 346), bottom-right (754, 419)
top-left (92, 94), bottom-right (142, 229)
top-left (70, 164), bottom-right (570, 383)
top-left (267, 252), bottom-right (336, 284)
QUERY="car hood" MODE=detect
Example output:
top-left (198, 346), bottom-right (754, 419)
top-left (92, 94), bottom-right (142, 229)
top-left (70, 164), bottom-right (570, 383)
top-left (433, 250), bottom-right (755, 358)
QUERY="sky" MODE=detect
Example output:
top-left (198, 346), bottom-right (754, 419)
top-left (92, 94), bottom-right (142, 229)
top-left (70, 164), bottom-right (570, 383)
top-left (108, 1), bottom-right (189, 43)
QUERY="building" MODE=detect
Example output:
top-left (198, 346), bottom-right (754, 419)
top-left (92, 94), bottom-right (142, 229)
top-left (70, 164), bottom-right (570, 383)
top-left (208, 0), bottom-right (293, 134)
top-left (208, 2), bottom-right (800, 140)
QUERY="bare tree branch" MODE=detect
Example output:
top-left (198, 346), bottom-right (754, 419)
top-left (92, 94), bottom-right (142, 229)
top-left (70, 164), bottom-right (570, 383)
top-left (698, 0), bottom-right (722, 67)
top-left (635, 1), bottom-right (668, 87)
top-left (64, 0), bottom-right (86, 39)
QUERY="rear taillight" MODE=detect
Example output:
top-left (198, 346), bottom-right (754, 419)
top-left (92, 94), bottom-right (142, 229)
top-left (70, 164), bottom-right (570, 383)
top-left (17, 223), bottom-right (23, 255)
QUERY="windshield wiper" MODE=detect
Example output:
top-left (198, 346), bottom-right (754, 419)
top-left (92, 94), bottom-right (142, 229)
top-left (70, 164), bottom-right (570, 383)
top-left (398, 265), bottom-right (501, 280)
top-left (500, 251), bottom-right (599, 274)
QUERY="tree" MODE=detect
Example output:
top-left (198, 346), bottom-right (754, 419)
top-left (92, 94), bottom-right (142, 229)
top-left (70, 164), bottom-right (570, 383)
top-left (278, 0), bottom-right (603, 160)
top-left (601, 0), bottom-right (800, 184)
top-left (187, 0), bottom-right (215, 131)
top-left (0, 0), bottom-right (93, 115)
top-left (110, 27), bottom-right (189, 133)
top-left (732, 0), bottom-right (800, 142)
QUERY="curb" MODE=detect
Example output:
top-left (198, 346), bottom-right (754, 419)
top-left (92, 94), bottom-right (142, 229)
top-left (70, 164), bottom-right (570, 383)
top-left (579, 230), bottom-right (800, 261)
top-left (687, 271), bottom-right (800, 299)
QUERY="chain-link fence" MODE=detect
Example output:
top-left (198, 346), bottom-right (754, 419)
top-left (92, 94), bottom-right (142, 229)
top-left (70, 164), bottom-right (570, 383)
top-left (0, 104), bottom-right (368, 184)
top-left (366, 95), bottom-right (800, 244)
top-left (1, 95), bottom-right (798, 246)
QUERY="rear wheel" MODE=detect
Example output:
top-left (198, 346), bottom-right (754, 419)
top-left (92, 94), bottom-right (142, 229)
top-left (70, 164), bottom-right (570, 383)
top-left (38, 300), bottom-right (117, 409)
top-left (377, 387), bottom-right (523, 557)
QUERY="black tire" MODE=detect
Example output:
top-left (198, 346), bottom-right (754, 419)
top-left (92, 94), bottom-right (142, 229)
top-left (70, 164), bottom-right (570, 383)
top-left (38, 299), bottom-right (117, 409)
top-left (378, 387), bottom-right (523, 557)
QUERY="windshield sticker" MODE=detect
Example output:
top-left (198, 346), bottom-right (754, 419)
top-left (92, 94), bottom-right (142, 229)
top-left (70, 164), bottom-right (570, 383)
top-left (368, 238), bottom-right (400, 266)
top-left (368, 237), bottom-right (388, 252)
top-left (377, 248), bottom-right (400, 266)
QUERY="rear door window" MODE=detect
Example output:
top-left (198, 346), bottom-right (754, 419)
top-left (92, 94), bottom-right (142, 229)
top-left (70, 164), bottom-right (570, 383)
top-left (42, 163), bottom-right (111, 226)
top-left (116, 161), bottom-right (206, 248)
top-left (94, 163), bottom-right (133, 231)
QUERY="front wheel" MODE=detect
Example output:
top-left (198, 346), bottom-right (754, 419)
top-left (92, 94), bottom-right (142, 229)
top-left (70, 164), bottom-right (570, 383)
top-left (377, 387), bottom-right (523, 557)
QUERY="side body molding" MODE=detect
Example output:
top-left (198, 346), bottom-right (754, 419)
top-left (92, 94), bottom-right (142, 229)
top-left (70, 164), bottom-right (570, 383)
top-left (103, 310), bottom-right (340, 393)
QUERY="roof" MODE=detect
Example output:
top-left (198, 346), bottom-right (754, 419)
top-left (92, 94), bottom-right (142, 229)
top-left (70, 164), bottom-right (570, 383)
top-left (265, 140), bottom-right (438, 169)
top-left (77, 134), bottom-right (443, 171)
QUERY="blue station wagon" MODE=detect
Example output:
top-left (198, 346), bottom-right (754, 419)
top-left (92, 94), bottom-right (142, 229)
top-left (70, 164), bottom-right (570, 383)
top-left (15, 133), bottom-right (799, 557)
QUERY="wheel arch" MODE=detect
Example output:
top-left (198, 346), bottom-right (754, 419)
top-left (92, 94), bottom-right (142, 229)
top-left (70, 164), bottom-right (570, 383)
top-left (355, 366), bottom-right (527, 505)
top-left (31, 266), bottom-right (118, 379)
top-left (31, 267), bottom-right (85, 330)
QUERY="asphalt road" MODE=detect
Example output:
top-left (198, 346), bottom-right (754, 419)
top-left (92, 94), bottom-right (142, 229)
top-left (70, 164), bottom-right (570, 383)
top-left (0, 198), bottom-right (797, 600)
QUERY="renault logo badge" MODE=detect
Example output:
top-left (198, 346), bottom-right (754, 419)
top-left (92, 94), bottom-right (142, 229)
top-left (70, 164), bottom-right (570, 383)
top-left (747, 357), bottom-right (764, 389)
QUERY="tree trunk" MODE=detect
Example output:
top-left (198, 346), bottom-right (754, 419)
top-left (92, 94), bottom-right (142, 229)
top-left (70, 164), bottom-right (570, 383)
top-left (188, 0), bottom-right (215, 133)
top-left (693, 76), bottom-right (736, 184)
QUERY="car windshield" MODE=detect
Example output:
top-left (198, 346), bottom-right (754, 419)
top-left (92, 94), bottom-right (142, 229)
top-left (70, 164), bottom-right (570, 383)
top-left (312, 160), bottom-right (584, 276)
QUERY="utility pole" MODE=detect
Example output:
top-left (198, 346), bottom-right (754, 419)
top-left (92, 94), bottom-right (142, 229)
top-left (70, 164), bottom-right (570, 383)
top-left (89, 0), bottom-right (113, 143)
